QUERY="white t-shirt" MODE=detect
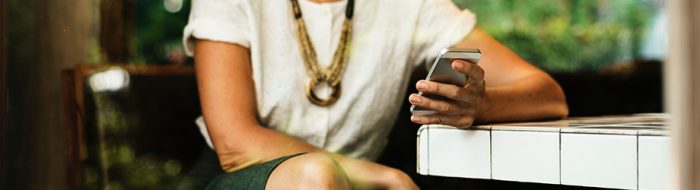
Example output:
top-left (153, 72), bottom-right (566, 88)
top-left (183, 0), bottom-right (476, 161)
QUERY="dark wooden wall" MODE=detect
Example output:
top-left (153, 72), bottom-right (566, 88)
top-left (1, 0), bottom-right (7, 188)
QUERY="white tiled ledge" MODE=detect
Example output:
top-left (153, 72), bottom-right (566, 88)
top-left (417, 113), bottom-right (670, 190)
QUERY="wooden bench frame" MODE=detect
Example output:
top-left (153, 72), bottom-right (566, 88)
top-left (62, 64), bottom-right (194, 190)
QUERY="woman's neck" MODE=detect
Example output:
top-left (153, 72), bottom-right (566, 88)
top-left (309, 0), bottom-right (342, 3)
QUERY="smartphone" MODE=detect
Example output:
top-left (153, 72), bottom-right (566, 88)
top-left (410, 48), bottom-right (481, 116)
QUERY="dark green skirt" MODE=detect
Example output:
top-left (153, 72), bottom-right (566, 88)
top-left (188, 148), bottom-right (304, 190)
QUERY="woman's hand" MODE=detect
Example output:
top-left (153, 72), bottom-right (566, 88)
top-left (409, 60), bottom-right (487, 128)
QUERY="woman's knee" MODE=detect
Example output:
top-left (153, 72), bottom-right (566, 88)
top-left (296, 153), bottom-right (340, 175)
top-left (267, 153), bottom-right (350, 190)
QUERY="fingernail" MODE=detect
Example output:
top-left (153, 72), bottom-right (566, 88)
top-left (417, 81), bottom-right (428, 90)
top-left (411, 116), bottom-right (419, 122)
top-left (410, 94), bottom-right (422, 104)
top-left (452, 61), bottom-right (464, 70)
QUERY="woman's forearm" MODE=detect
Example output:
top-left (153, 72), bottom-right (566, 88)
top-left (444, 28), bottom-right (568, 124)
top-left (478, 72), bottom-right (568, 123)
top-left (210, 124), bottom-right (322, 172)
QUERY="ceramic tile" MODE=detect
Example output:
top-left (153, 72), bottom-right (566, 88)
top-left (638, 129), bottom-right (668, 136)
top-left (427, 124), bottom-right (491, 131)
top-left (422, 126), bottom-right (491, 179)
top-left (566, 114), bottom-right (666, 125)
top-left (561, 125), bottom-right (640, 135)
top-left (639, 136), bottom-right (671, 190)
top-left (617, 122), bottom-right (666, 127)
top-left (417, 126), bottom-right (430, 175)
top-left (489, 125), bottom-right (563, 132)
top-left (494, 120), bottom-right (574, 127)
top-left (417, 114), bottom-right (669, 189)
top-left (492, 130), bottom-right (560, 184)
top-left (632, 113), bottom-right (669, 120)
top-left (561, 133), bottom-right (637, 189)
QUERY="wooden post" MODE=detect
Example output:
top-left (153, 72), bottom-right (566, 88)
top-left (667, 0), bottom-right (700, 189)
top-left (100, 0), bottom-right (134, 63)
top-left (0, 0), bottom-right (6, 188)
top-left (62, 70), bottom-right (80, 190)
top-left (5, 0), bottom-right (93, 189)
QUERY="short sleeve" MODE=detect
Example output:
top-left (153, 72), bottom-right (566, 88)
top-left (409, 0), bottom-right (477, 67)
top-left (182, 0), bottom-right (251, 56)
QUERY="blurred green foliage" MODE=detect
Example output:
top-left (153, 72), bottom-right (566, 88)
top-left (84, 93), bottom-right (195, 190)
top-left (454, 0), bottom-right (658, 71)
top-left (134, 0), bottom-right (191, 65)
top-left (134, 0), bottom-right (658, 72)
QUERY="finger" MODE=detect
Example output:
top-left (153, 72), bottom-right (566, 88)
top-left (452, 60), bottom-right (485, 82)
top-left (408, 93), bottom-right (464, 114)
top-left (411, 114), bottom-right (474, 128)
top-left (415, 80), bottom-right (467, 101)
top-left (464, 77), bottom-right (486, 92)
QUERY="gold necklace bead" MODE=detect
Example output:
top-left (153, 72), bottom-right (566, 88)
top-left (291, 0), bottom-right (353, 106)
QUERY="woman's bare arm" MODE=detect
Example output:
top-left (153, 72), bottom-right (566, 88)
top-left (410, 28), bottom-right (568, 126)
top-left (195, 40), bottom-right (320, 171)
top-left (458, 28), bottom-right (569, 122)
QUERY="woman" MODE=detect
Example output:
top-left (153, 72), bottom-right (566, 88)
top-left (183, 0), bottom-right (568, 189)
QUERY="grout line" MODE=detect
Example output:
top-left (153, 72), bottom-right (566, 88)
top-left (559, 128), bottom-right (562, 185)
top-left (489, 129), bottom-right (493, 179)
top-left (636, 132), bottom-right (639, 190)
top-left (416, 128), bottom-right (421, 174)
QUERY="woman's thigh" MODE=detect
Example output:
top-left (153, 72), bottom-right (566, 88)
top-left (205, 152), bottom-right (351, 190)
top-left (205, 153), bottom-right (303, 190)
